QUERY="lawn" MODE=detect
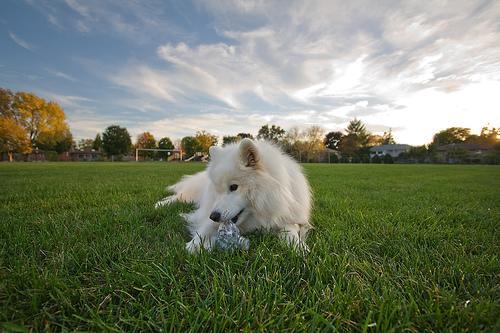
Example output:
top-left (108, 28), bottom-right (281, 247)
top-left (0, 162), bottom-right (499, 332)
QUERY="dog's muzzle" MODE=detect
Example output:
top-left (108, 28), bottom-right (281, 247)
top-left (230, 209), bottom-right (245, 223)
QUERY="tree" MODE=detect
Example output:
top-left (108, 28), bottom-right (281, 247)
top-left (0, 88), bottom-right (15, 118)
top-left (257, 124), bottom-right (285, 143)
top-left (12, 92), bottom-right (45, 143)
top-left (78, 138), bottom-right (94, 150)
top-left (345, 118), bottom-right (369, 147)
top-left (1, 89), bottom-right (73, 156)
top-left (53, 129), bottom-right (73, 154)
top-left (158, 136), bottom-right (174, 159)
top-left (479, 126), bottom-right (499, 144)
top-left (222, 135), bottom-right (239, 146)
top-left (338, 118), bottom-right (372, 161)
top-left (221, 132), bottom-right (255, 145)
top-left (324, 131), bottom-right (343, 150)
top-left (13, 94), bottom-right (70, 150)
top-left (93, 134), bottom-right (102, 151)
top-left (338, 134), bottom-right (358, 158)
top-left (136, 132), bottom-right (156, 159)
top-left (181, 136), bottom-right (201, 158)
top-left (136, 132), bottom-right (156, 149)
top-left (367, 134), bottom-right (384, 147)
top-left (195, 130), bottom-right (218, 154)
top-left (237, 133), bottom-right (254, 140)
top-left (0, 117), bottom-right (31, 161)
top-left (431, 127), bottom-right (471, 147)
top-left (158, 137), bottom-right (174, 150)
top-left (466, 126), bottom-right (499, 145)
top-left (0, 88), bottom-right (31, 161)
top-left (382, 129), bottom-right (396, 144)
top-left (283, 127), bottom-right (303, 153)
top-left (303, 126), bottom-right (325, 161)
top-left (282, 127), bottom-right (307, 161)
top-left (102, 125), bottom-right (132, 159)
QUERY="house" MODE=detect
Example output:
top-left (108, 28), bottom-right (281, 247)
top-left (370, 144), bottom-right (412, 158)
top-left (69, 148), bottom-right (103, 161)
top-left (25, 149), bottom-right (46, 161)
top-left (435, 143), bottom-right (493, 163)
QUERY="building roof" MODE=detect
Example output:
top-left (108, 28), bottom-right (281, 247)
top-left (369, 144), bottom-right (412, 151)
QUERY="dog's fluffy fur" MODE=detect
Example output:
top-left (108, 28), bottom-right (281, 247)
top-left (155, 139), bottom-right (312, 253)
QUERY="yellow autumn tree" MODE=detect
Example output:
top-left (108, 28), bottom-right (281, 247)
top-left (1, 88), bottom-right (73, 158)
top-left (303, 125), bottom-right (325, 159)
top-left (136, 131), bottom-right (156, 158)
top-left (13, 92), bottom-right (47, 143)
top-left (12, 92), bottom-right (71, 151)
top-left (195, 130), bottom-right (218, 154)
top-left (35, 102), bottom-right (72, 151)
top-left (0, 117), bottom-right (31, 161)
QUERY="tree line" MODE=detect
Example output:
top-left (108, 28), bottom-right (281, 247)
top-left (1, 88), bottom-right (498, 163)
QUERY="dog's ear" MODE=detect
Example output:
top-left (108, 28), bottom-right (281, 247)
top-left (239, 138), bottom-right (260, 168)
top-left (209, 146), bottom-right (220, 159)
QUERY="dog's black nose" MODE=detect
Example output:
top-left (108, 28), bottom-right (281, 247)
top-left (209, 211), bottom-right (221, 222)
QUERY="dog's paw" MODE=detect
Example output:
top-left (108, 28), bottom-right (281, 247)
top-left (295, 241), bottom-right (310, 255)
top-left (185, 239), bottom-right (201, 254)
top-left (280, 232), bottom-right (309, 255)
top-left (154, 195), bottom-right (177, 209)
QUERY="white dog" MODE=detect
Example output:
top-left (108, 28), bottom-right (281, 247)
top-left (155, 139), bottom-right (312, 253)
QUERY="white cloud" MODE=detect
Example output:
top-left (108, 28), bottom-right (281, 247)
top-left (47, 14), bottom-right (63, 29)
top-left (45, 68), bottom-right (78, 82)
top-left (40, 91), bottom-right (94, 109)
top-left (76, 20), bottom-right (90, 33)
top-left (59, 0), bottom-right (193, 42)
top-left (64, 0), bottom-right (90, 18)
top-left (43, 0), bottom-right (500, 144)
top-left (110, 65), bottom-right (179, 102)
top-left (8, 31), bottom-right (34, 50)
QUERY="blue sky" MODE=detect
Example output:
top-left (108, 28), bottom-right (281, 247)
top-left (1, 0), bottom-right (499, 144)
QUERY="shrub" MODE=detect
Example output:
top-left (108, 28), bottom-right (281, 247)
top-left (383, 154), bottom-right (394, 164)
top-left (340, 156), bottom-right (350, 163)
top-left (330, 154), bottom-right (339, 163)
top-left (44, 151), bottom-right (58, 161)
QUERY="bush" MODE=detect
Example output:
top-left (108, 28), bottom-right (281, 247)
top-left (371, 155), bottom-right (382, 163)
top-left (484, 143), bottom-right (500, 164)
top-left (44, 151), bottom-right (58, 161)
top-left (340, 156), bottom-right (350, 163)
top-left (330, 154), bottom-right (339, 163)
top-left (383, 154), bottom-right (394, 164)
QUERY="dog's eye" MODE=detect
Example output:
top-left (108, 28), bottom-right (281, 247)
top-left (229, 184), bottom-right (238, 192)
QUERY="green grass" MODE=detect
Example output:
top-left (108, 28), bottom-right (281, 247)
top-left (0, 162), bottom-right (499, 332)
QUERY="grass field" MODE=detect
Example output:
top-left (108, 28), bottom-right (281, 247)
top-left (0, 162), bottom-right (499, 332)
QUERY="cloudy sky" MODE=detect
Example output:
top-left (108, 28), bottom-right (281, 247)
top-left (1, 0), bottom-right (499, 144)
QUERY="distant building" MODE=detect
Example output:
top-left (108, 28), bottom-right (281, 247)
top-left (435, 143), bottom-right (493, 163)
top-left (69, 149), bottom-right (103, 161)
top-left (24, 149), bottom-right (46, 161)
top-left (370, 144), bottom-right (412, 158)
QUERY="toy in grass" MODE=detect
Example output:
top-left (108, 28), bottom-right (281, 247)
top-left (214, 221), bottom-right (250, 251)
